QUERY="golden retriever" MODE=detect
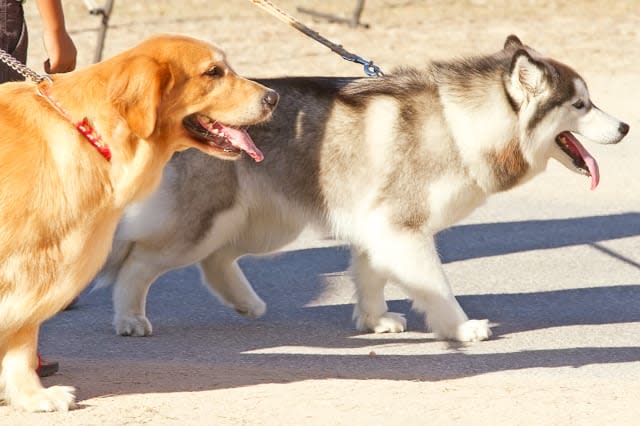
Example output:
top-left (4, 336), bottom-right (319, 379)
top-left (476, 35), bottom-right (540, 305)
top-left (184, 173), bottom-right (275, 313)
top-left (0, 33), bottom-right (278, 412)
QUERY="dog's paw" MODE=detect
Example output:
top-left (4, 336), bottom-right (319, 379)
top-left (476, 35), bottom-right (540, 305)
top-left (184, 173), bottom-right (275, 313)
top-left (433, 319), bottom-right (492, 342)
top-left (13, 385), bottom-right (76, 412)
top-left (114, 314), bottom-right (153, 336)
top-left (457, 319), bottom-right (492, 342)
top-left (234, 297), bottom-right (267, 319)
top-left (355, 311), bottom-right (407, 333)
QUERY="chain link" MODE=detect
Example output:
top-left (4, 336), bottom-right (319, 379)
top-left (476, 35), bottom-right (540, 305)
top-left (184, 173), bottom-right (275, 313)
top-left (0, 47), bottom-right (51, 83)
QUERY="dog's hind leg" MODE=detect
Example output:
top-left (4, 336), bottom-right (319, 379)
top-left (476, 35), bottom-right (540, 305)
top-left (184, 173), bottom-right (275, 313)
top-left (0, 325), bottom-right (75, 411)
top-left (364, 234), bottom-right (491, 342)
top-left (199, 245), bottom-right (266, 318)
top-left (112, 247), bottom-right (165, 336)
top-left (351, 248), bottom-right (406, 333)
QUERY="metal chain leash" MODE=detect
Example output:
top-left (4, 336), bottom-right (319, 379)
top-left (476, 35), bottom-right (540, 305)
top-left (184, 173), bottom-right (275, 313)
top-left (248, 0), bottom-right (384, 77)
top-left (0, 47), bottom-right (51, 83)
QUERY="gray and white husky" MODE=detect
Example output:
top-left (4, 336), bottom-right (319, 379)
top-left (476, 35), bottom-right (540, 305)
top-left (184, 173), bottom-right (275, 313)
top-left (96, 35), bottom-right (629, 342)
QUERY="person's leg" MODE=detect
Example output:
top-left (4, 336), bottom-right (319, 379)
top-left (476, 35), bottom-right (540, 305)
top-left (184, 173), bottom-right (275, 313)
top-left (0, 0), bottom-right (28, 82)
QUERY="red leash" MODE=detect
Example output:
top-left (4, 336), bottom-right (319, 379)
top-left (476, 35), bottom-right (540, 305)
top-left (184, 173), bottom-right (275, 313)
top-left (37, 84), bottom-right (112, 161)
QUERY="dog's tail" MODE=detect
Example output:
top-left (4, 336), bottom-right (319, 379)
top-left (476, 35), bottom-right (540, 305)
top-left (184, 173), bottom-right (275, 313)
top-left (92, 239), bottom-right (134, 289)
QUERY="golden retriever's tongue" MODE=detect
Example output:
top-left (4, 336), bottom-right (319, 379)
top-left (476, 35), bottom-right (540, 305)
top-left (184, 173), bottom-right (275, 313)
top-left (564, 132), bottom-right (600, 190)
top-left (221, 125), bottom-right (264, 162)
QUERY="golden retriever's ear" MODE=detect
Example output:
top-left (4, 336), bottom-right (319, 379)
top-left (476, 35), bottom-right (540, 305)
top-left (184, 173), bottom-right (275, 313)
top-left (108, 56), bottom-right (173, 138)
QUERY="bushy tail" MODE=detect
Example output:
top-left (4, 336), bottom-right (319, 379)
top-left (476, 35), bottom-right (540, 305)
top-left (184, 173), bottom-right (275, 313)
top-left (92, 239), bottom-right (134, 289)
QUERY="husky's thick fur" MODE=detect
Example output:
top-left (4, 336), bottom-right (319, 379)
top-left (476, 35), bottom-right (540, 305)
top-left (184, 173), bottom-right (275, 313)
top-left (97, 35), bottom-right (629, 342)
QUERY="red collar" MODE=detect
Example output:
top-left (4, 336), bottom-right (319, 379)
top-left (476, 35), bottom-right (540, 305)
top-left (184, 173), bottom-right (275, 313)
top-left (37, 84), bottom-right (112, 161)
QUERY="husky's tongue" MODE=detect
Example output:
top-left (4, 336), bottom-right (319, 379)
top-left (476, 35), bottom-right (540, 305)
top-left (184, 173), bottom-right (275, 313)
top-left (559, 132), bottom-right (600, 190)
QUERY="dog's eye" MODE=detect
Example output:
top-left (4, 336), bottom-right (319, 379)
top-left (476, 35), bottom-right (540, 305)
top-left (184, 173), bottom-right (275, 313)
top-left (572, 99), bottom-right (585, 110)
top-left (204, 66), bottom-right (224, 78)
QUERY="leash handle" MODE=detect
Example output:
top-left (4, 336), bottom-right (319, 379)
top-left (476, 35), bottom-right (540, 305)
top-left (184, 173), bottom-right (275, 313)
top-left (248, 0), bottom-right (383, 77)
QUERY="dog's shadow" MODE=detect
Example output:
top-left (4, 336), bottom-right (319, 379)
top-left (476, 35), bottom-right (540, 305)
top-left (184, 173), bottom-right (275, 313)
top-left (41, 212), bottom-right (640, 400)
top-left (436, 211), bottom-right (640, 267)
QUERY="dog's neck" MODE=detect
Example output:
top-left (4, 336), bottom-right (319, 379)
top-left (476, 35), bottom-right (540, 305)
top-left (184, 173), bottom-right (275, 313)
top-left (45, 71), bottom-right (173, 209)
top-left (428, 59), bottom-right (539, 194)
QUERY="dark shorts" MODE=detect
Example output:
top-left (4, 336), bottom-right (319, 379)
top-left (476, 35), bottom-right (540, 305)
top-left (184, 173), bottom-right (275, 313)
top-left (0, 0), bottom-right (28, 82)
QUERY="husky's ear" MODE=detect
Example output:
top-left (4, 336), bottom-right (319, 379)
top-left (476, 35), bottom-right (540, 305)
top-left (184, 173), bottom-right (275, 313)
top-left (504, 35), bottom-right (523, 51)
top-left (509, 49), bottom-right (547, 97)
top-left (108, 56), bottom-right (174, 139)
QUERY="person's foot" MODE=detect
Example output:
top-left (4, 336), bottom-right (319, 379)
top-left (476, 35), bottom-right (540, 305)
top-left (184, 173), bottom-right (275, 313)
top-left (37, 355), bottom-right (59, 378)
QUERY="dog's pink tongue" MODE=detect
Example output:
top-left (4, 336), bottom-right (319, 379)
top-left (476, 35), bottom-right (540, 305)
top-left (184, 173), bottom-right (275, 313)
top-left (221, 125), bottom-right (264, 162)
top-left (565, 132), bottom-right (600, 190)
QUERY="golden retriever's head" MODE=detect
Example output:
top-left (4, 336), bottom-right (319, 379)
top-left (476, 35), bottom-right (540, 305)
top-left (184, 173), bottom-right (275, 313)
top-left (107, 34), bottom-right (278, 162)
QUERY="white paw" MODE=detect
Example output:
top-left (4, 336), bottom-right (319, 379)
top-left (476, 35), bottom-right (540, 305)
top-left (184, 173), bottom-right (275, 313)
top-left (355, 311), bottom-right (407, 333)
top-left (233, 297), bottom-right (267, 319)
top-left (432, 319), bottom-right (492, 342)
top-left (114, 314), bottom-right (153, 336)
top-left (14, 385), bottom-right (76, 412)
top-left (456, 319), bottom-right (492, 342)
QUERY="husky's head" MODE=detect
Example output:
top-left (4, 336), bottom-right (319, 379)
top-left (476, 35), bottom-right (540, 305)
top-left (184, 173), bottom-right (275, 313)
top-left (503, 35), bottom-right (629, 190)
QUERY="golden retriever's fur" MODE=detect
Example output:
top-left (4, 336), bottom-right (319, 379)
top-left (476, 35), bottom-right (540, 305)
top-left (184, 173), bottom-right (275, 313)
top-left (0, 34), bottom-right (277, 412)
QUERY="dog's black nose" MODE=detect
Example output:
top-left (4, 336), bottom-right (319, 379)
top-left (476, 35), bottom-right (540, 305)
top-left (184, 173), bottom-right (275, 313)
top-left (619, 122), bottom-right (630, 136)
top-left (263, 90), bottom-right (279, 109)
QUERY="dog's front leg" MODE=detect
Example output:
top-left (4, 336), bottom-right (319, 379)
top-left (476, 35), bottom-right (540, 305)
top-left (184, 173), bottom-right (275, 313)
top-left (351, 247), bottom-right (407, 333)
top-left (0, 324), bottom-right (75, 411)
top-left (360, 233), bottom-right (492, 342)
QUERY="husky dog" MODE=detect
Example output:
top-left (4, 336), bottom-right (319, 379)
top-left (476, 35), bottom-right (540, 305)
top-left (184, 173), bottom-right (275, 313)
top-left (96, 35), bottom-right (629, 342)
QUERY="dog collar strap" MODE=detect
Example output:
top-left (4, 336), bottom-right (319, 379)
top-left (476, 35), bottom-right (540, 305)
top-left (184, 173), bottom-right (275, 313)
top-left (37, 84), bottom-right (112, 161)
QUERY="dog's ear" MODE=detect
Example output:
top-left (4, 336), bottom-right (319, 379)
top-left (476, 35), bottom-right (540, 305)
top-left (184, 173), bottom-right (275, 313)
top-left (509, 49), bottom-right (547, 97)
top-left (503, 35), bottom-right (523, 51)
top-left (108, 56), bottom-right (174, 139)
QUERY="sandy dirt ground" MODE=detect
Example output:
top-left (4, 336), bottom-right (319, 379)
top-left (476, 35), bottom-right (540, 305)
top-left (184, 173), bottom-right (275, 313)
top-left (1, 1), bottom-right (639, 425)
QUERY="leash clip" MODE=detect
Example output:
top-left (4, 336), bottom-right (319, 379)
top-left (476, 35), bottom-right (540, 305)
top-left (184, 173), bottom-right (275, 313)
top-left (342, 53), bottom-right (384, 77)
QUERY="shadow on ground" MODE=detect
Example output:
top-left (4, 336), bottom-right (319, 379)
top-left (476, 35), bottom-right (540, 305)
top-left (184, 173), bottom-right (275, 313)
top-left (40, 212), bottom-right (640, 400)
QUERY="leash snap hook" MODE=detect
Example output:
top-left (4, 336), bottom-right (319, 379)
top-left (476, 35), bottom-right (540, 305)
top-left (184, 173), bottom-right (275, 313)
top-left (363, 61), bottom-right (383, 77)
top-left (342, 54), bottom-right (384, 77)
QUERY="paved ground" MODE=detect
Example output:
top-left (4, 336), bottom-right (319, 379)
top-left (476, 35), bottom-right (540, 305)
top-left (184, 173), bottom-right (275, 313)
top-left (1, 1), bottom-right (639, 425)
